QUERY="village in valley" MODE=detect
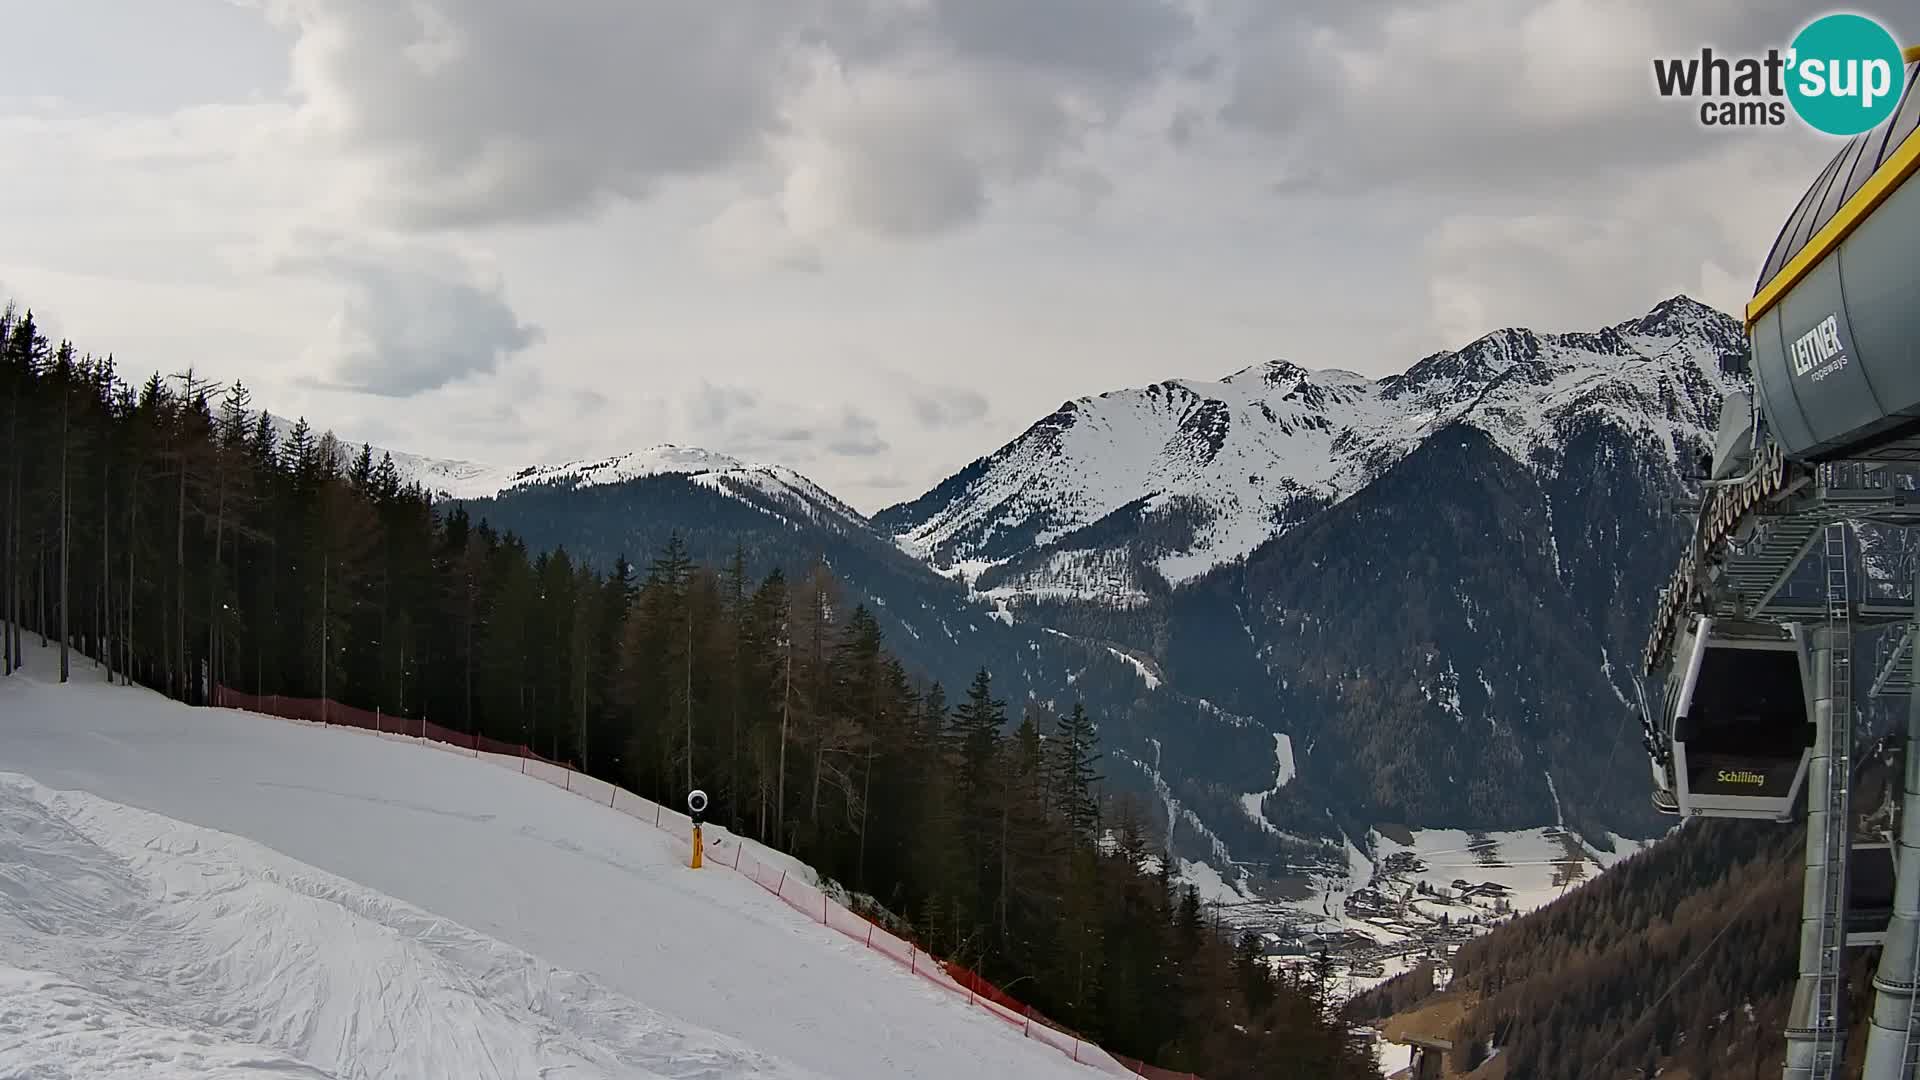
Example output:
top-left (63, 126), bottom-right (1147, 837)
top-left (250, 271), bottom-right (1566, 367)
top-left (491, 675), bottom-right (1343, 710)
top-left (1174, 824), bottom-right (1636, 998)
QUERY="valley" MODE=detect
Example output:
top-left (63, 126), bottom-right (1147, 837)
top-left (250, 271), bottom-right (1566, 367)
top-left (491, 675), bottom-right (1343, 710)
top-left (326, 295), bottom-right (1736, 957)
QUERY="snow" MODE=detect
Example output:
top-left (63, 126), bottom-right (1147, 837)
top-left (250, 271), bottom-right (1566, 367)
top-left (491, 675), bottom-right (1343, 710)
top-left (1272, 733), bottom-right (1297, 787)
top-left (969, 551), bottom-right (1154, 609)
top-left (0, 966), bottom-right (336, 1080)
top-left (1373, 1035), bottom-right (1416, 1078)
top-left (882, 299), bottom-right (1739, 599)
top-left (1237, 733), bottom-right (1296, 836)
top-left (433, 445), bottom-right (753, 501)
top-left (1598, 646), bottom-right (1642, 711)
top-left (1104, 647), bottom-right (1161, 690)
top-left (1175, 858), bottom-right (1251, 907)
top-left (1369, 827), bottom-right (1598, 916)
top-left (0, 773), bottom-right (816, 1080)
top-left (0, 656), bottom-right (1114, 1080)
top-left (1344, 834), bottom-right (1376, 897)
top-left (270, 411), bottom-right (866, 532)
top-left (1585, 831), bottom-right (1660, 869)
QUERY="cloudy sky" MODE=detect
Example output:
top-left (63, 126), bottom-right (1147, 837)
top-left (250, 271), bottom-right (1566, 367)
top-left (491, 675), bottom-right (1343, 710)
top-left (1, 0), bottom-right (1903, 510)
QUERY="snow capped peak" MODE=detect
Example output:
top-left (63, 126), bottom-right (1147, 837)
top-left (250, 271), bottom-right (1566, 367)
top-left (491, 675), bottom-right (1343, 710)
top-left (1630, 293), bottom-right (1731, 337)
top-left (879, 296), bottom-right (1745, 601)
top-left (1222, 358), bottom-right (1313, 389)
top-left (254, 412), bottom-right (860, 526)
top-left (483, 444), bottom-right (754, 495)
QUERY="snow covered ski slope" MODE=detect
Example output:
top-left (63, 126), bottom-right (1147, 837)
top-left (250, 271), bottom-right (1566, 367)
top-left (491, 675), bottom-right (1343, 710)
top-left (0, 654), bottom-right (1109, 1080)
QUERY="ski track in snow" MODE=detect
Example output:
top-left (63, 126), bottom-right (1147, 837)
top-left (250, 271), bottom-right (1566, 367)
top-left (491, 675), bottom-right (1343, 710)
top-left (0, 773), bottom-right (815, 1080)
top-left (0, 659), bottom-right (1110, 1080)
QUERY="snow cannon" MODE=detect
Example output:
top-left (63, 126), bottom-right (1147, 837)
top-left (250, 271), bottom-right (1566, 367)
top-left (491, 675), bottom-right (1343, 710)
top-left (1747, 59), bottom-right (1920, 463)
top-left (687, 789), bottom-right (708, 869)
top-left (1659, 617), bottom-right (1815, 820)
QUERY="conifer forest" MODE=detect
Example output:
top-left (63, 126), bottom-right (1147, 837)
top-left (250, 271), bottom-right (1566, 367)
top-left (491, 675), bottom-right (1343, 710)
top-left (0, 304), bottom-right (1381, 1078)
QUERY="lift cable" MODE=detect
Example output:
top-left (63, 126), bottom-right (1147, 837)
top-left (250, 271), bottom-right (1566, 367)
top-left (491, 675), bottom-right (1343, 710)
top-left (1572, 881), bottom-right (1771, 1080)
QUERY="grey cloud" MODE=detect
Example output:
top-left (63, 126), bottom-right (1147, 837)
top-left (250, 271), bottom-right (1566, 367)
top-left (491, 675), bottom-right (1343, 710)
top-left (911, 386), bottom-right (989, 429)
top-left (276, 0), bottom-right (808, 229)
top-left (819, 105), bottom-right (999, 235)
top-left (678, 382), bottom-right (890, 459)
top-left (1166, 108), bottom-right (1200, 147)
top-left (1215, 0), bottom-right (1912, 202)
top-left (317, 414), bottom-right (403, 450)
top-left (822, 408), bottom-right (889, 457)
top-left (923, 0), bottom-right (1189, 83)
top-left (418, 394), bottom-right (535, 449)
top-left (686, 381), bottom-right (761, 429)
top-left (262, 0), bottom-right (1194, 238)
top-left (1195, 0), bottom-right (1914, 344)
top-left (277, 237), bottom-right (542, 397)
top-left (859, 470), bottom-right (914, 492)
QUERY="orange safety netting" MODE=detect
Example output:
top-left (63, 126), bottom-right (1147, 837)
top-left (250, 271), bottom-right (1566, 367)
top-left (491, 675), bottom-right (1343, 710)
top-left (212, 685), bottom-right (1197, 1079)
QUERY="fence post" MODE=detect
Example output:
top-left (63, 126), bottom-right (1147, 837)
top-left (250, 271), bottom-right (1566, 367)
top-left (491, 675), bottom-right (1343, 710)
top-left (910, 946), bottom-right (917, 975)
top-left (822, 894), bottom-right (828, 925)
top-left (655, 805), bottom-right (662, 827)
top-left (1072, 1039), bottom-right (1080, 1064)
top-left (777, 870), bottom-right (786, 895)
top-left (866, 923), bottom-right (874, 948)
top-left (733, 844), bottom-right (742, 870)
top-left (375, 707), bottom-right (381, 734)
top-left (565, 769), bottom-right (571, 792)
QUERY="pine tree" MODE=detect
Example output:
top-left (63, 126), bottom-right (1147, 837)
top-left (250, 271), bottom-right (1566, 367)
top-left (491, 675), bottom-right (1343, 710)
top-left (1051, 702), bottom-right (1102, 842)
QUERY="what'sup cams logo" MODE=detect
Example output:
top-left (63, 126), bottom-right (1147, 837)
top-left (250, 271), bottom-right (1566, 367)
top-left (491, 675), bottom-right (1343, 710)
top-left (1653, 13), bottom-right (1908, 135)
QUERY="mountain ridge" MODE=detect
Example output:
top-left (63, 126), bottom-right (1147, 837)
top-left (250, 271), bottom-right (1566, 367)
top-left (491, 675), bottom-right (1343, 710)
top-left (324, 295), bottom-right (1738, 934)
top-left (875, 293), bottom-right (1739, 607)
top-left (295, 293), bottom-right (1731, 584)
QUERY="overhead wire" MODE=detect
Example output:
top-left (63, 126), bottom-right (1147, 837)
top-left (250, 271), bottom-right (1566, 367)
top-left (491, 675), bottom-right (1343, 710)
top-left (1572, 881), bottom-right (1772, 1080)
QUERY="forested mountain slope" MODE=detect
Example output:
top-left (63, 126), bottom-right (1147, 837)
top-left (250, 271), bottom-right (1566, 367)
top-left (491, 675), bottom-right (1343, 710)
top-left (1356, 742), bottom-right (1908, 1079)
top-left (0, 303), bottom-right (1378, 1079)
top-left (363, 298), bottom-right (1742, 903)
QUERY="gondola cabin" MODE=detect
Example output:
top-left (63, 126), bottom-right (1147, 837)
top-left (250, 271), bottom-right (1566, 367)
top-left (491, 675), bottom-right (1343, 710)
top-left (1665, 617), bottom-right (1816, 820)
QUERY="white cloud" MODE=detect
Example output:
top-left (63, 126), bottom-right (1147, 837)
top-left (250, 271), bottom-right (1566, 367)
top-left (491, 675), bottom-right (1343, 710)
top-left (270, 233), bottom-right (544, 397)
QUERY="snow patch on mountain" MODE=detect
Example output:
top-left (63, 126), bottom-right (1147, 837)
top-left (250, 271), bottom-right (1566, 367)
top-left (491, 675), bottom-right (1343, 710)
top-left (1176, 857), bottom-right (1254, 908)
top-left (1124, 742), bottom-right (1232, 867)
top-left (972, 551), bottom-right (1154, 608)
top-left (1107, 647), bottom-right (1161, 690)
top-left (1238, 733), bottom-right (1297, 838)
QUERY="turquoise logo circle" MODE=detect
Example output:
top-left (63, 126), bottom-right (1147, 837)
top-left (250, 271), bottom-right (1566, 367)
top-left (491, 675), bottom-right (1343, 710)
top-left (1787, 14), bottom-right (1907, 136)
